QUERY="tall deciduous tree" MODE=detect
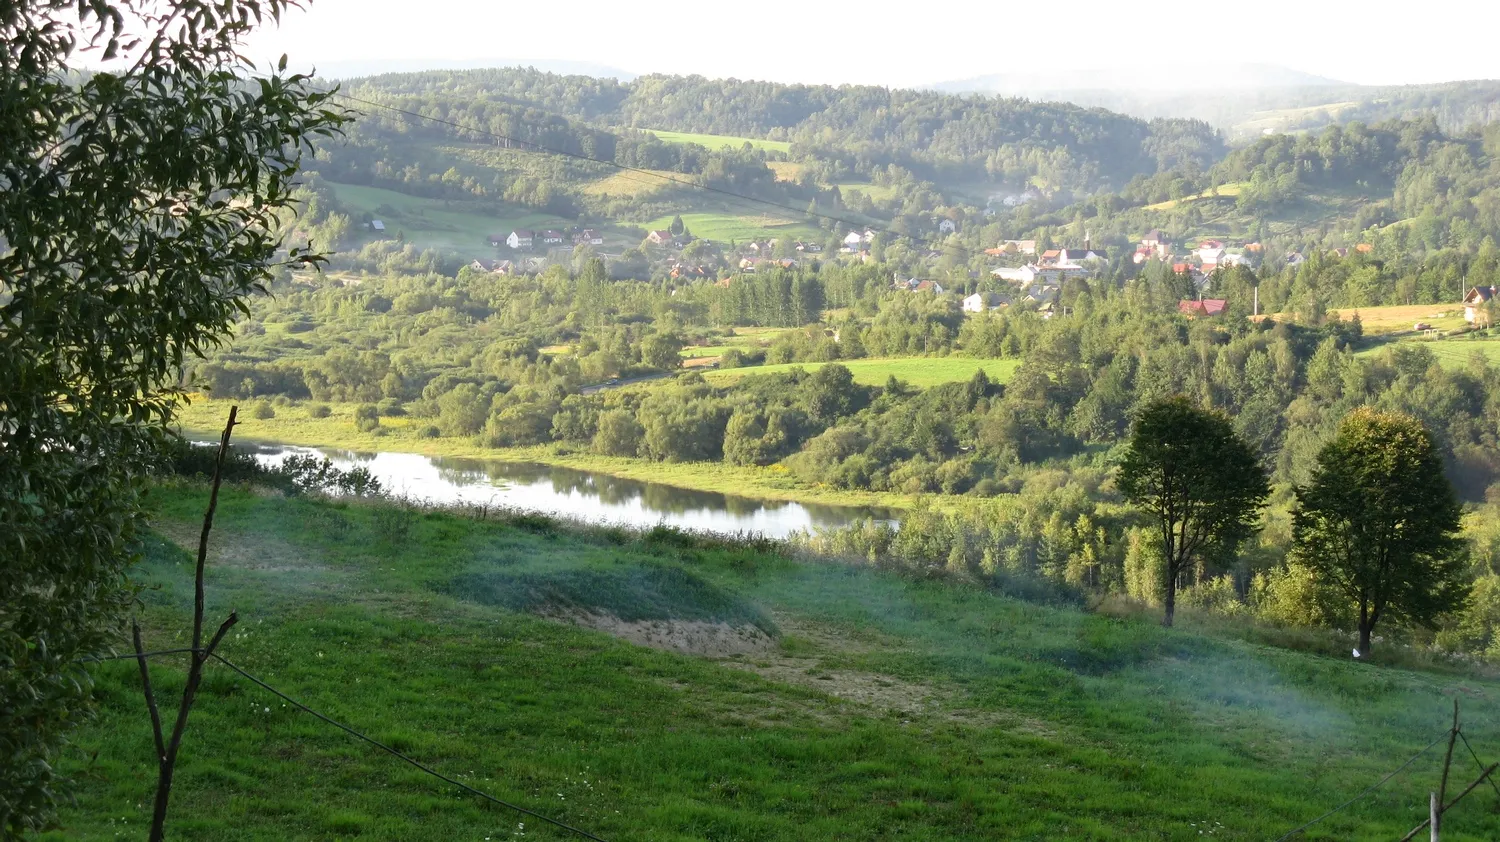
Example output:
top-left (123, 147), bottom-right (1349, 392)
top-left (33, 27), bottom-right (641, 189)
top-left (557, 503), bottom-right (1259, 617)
top-left (1291, 408), bottom-right (1468, 655)
top-left (1, 2), bottom-right (346, 833)
top-left (1117, 396), bottom-right (1269, 627)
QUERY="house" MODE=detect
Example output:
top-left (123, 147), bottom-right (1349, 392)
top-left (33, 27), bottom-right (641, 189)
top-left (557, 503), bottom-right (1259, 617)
top-left (913, 280), bottom-right (945, 294)
top-left (1039, 248), bottom-right (1063, 265)
top-left (647, 230), bottom-right (675, 246)
top-left (843, 231), bottom-right (864, 249)
top-left (488, 233), bottom-right (506, 247)
top-left (1199, 239), bottom-right (1225, 250)
top-left (1179, 299), bottom-right (1228, 318)
top-left (1221, 253), bottom-right (1253, 268)
top-left (1058, 247), bottom-right (1106, 263)
top-left (994, 265), bottom-right (1041, 283)
top-left (938, 218), bottom-right (958, 234)
top-left (491, 260), bottom-right (514, 275)
top-left (1464, 286), bottom-right (1497, 325)
top-left (1331, 247), bottom-right (1350, 258)
top-left (1002, 239), bottom-right (1038, 255)
top-left (1142, 230), bottom-right (1169, 250)
top-left (1286, 252), bottom-right (1306, 268)
top-left (1355, 243), bottom-right (1374, 254)
top-left (507, 230), bottom-right (534, 250)
top-left (539, 229), bottom-right (566, 246)
top-left (862, 228), bottom-right (877, 244)
top-left (963, 292), bottom-right (1009, 313)
top-left (574, 228), bottom-right (604, 246)
top-left (1196, 246), bottom-right (1227, 267)
top-left (370, 220), bottom-right (386, 233)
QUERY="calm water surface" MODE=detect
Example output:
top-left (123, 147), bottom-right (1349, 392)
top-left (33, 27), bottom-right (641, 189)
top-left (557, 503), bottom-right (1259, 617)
top-left (247, 443), bottom-right (896, 539)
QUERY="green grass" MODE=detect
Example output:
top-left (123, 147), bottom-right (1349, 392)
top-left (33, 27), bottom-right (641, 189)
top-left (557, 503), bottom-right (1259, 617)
top-left (51, 486), bottom-right (1500, 840)
top-left (706, 358), bottom-right (1022, 389)
top-left (1357, 334), bottom-right (1500, 368)
top-left (642, 211), bottom-right (822, 243)
top-left (329, 182), bottom-right (568, 259)
top-left (646, 129), bottom-right (791, 154)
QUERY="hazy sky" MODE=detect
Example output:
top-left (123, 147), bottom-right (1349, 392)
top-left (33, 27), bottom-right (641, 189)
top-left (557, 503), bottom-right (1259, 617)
top-left (245, 0), bottom-right (1500, 88)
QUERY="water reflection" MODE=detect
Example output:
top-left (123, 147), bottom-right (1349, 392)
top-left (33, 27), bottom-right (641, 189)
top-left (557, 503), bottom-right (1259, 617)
top-left (245, 444), bottom-right (896, 539)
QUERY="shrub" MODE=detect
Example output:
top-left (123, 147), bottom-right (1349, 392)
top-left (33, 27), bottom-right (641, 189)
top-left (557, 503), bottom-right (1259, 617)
top-left (377, 398), bottom-right (406, 417)
top-left (354, 404), bottom-right (380, 432)
top-left (308, 403), bottom-right (331, 418)
top-left (251, 402), bottom-right (276, 420)
top-left (417, 425), bottom-right (441, 439)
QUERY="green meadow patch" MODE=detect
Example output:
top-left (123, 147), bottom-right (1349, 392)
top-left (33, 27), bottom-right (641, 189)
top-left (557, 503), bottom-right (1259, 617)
top-left (707, 357), bottom-right (1022, 389)
top-left (646, 129), bottom-right (791, 154)
top-left (48, 486), bottom-right (1500, 840)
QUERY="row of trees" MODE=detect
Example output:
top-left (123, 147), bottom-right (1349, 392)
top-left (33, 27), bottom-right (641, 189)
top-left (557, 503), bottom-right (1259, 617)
top-left (1119, 398), bottom-right (1464, 654)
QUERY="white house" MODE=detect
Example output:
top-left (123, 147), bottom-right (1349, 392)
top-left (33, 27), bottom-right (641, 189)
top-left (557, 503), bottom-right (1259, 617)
top-left (994, 265), bottom-right (1041, 283)
top-left (370, 220), bottom-right (386, 233)
top-left (843, 231), bottom-right (865, 249)
top-left (938, 219), bottom-right (957, 234)
top-left (1058, 247), bottom-right (1106, 263)
top-left (1465, 285), bottom-right (1496, 325)
top-left (507, 230), bottom-right (534, 250)
top-left (963, 292), bottom-right (1008, 313)
top-left (1197, 246), bottom-right (1227, 266)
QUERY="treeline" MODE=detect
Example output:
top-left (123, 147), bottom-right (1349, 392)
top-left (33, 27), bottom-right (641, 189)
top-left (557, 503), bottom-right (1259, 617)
top-left (337, 68), bottom-right (1225, 194)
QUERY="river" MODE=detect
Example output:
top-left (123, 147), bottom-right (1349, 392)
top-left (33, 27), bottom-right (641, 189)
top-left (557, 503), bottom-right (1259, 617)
top-left (245, 443), bottom-right (896, 539)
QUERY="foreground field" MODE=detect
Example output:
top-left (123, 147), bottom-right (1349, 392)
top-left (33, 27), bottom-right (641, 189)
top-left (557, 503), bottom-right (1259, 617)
top-left (706, 357), bottom-right (1022, 389)
top-left (53, 487), bottom-right (1500, 840)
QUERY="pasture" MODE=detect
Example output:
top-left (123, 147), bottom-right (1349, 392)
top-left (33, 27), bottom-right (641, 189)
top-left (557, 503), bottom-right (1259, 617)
top-left (50, 485), bottom-right (1500, 840)
top-left (706, 357), bottom-right (1022, 389)
top-left (647, 129), bottom-right (792, 153)
top-left (329, 182), bottom-right (567, 259)
top-left (643, 211), bottom-right (822, 243)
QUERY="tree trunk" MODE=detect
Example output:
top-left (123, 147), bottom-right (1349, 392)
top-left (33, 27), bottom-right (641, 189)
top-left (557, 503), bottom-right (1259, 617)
top-left (1358, 622), bottom-right (1373, 656)
top-left (1163, 572), bottom-right (1177, 628)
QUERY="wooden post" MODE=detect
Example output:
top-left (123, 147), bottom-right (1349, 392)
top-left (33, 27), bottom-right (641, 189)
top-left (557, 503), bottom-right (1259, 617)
top-left (1430, 791), bottom-right (1439, 841)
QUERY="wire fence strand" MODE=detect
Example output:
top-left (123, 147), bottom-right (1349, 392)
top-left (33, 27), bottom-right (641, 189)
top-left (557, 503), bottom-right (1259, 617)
top-left (1272, 729), bottom-right (1452, 841)
top-left (209, 654), bottom-right (614, 842)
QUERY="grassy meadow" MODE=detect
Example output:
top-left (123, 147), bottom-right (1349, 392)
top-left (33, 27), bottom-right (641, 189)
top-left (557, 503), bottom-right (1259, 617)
top-left (330, 182), bottom-right (567, 259)
top-left (642, 211), bottom-right (822, 243)
top-left (706, 358), bottom-right (1022, 389)
top-left (646, 129), bottom-right (792, 154)
top-left (51, 485), bottom-right (1500, 840)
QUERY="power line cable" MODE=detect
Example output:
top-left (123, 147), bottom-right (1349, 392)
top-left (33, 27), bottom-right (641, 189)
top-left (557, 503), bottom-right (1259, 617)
top-left (210, 653), bottom-right (614, 842)
top-left (1271, 729), bottom-right (1451, 841)
top-left (331, 91), bottom-right (981, 262)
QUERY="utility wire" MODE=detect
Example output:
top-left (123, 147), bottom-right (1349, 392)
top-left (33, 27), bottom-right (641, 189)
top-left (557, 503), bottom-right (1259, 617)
top-left (332, 91), bottom-right (982, 263)
top-left (82, 647), bottom-right (201, 663)
top-left (1272, 729), bottom-right (1451, 841)
top-left (209, 653), bottom-right (614, 842)
top-left (1458, 730), bottom-right (1500, 803)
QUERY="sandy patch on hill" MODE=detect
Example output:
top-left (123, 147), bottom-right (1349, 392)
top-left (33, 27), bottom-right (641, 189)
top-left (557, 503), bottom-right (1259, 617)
top-left (549, 610), bottom-right (776, 657)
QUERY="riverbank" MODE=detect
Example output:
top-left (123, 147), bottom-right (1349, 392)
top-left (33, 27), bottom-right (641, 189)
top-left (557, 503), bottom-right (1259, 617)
top-left (177, 397), bottom-right (912, 511)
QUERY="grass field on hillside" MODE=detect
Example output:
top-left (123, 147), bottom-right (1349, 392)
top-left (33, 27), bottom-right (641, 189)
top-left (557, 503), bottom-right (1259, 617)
top-left (1260, 304), bottom-right (1470, 336)
top-left (706, 358), bottom-right (1022, 389)
top-left (330, 182), bottom-right (567, 259)
top-left (1357, 334), bottom-right (1500, 368)
top-left (643, 211), bottom-right (822, 243)
top-left (51, 486), bottom-right (1500, 840)
top-left (647, 129), bottom-right (791, 153)
top-left (1143, 182), bottom-right (1246, 211)
top-left (579, 168), bottom-right (681, 199)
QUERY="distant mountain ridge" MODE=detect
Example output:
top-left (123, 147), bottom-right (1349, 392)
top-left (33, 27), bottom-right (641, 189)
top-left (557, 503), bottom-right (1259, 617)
top-left (313, 57), bottom-right (637, 82)
top-left (929, 63), bottom-right (1346, 96)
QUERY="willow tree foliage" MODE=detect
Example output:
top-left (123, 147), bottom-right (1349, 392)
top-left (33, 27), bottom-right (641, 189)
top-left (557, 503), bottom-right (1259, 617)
top-left (0, 2), bottom-right (346, 833)
top-left (1116, 396), bottom-right (1270, 627)
top-left (1291, 408), bottom-right (1469, 655)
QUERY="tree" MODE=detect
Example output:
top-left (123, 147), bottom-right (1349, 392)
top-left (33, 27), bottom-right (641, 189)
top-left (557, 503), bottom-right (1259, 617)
top-left (1291, 408), bottom-right (1468, 655)
top-left (669, 214), bottom-right (685, 236)
top-left (642, 332), bottom-right (684, 371)
top-left (1116, 396), bottom-right (1270, 627)
top-left (1, 2), bottom-right (345, 832)
top-left (593, 409), bottom-right (644, 456)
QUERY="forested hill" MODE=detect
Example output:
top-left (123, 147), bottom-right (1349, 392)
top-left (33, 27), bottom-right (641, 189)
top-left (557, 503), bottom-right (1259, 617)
top-left (339, 68), bottom-right (1226, 192)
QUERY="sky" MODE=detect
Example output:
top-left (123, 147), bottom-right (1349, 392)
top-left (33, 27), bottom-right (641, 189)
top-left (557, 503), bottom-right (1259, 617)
top-left (243, 0), bottom-right (1500, 89)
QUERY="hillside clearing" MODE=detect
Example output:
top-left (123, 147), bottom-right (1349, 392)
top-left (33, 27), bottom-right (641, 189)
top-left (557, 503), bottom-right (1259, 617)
top-left (705, 357), bottom-right (1022, 388)
top-left (328, 181), bottom-right (567, 259)
top-left (642, 211), bottom-right (822, 243)
top-left (51, 487), bottom-right (1500, 841)
top-left (646, 129), bottom-right (791, 153)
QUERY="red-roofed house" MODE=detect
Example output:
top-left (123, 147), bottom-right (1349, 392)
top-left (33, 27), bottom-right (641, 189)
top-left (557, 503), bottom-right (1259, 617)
top-left (647, 230), bottom-right (675, 246)
top-left (1465, 285), bottom-right (1497, 325)
top-left (1179, 299), bottom-right (1228, 318)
